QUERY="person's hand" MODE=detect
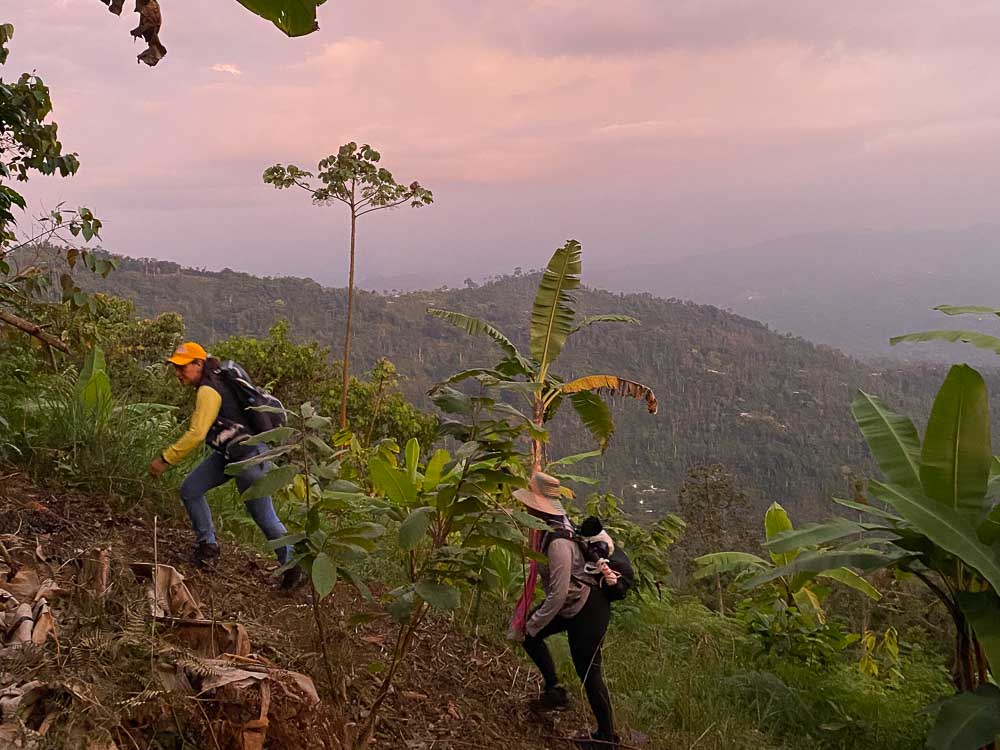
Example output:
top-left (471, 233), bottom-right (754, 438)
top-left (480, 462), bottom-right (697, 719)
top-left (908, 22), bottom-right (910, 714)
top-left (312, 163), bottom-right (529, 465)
top-left (149, 457), bottom-right (169, 478)
top-left (599, 561), bottom-right (620, 586)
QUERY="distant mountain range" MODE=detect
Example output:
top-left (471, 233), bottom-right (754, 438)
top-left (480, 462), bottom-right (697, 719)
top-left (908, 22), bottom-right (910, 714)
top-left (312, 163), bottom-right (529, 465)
top-left (83, 254), bottom-right (996, 520)
top-left (359, 226), bottom-right (1000, 364)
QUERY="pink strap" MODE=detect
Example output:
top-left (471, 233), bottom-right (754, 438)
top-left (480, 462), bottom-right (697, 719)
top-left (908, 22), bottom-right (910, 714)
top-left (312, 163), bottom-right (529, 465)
top-left (510, 529), bottom-right (542, 636)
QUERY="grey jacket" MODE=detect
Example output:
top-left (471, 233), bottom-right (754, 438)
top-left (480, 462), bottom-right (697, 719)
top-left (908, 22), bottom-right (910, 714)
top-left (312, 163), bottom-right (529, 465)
top-left (525, 535), bottom-right (592, 637)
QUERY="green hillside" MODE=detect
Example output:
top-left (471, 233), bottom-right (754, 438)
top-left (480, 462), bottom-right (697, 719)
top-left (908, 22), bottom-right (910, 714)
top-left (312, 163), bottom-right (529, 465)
top-left (87, 255), bottom-right (983, 517)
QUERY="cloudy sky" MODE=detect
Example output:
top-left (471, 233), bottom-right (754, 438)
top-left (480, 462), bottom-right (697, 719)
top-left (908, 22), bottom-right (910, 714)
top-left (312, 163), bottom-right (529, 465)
top-left (8, 1), bottom-right (1000, 287)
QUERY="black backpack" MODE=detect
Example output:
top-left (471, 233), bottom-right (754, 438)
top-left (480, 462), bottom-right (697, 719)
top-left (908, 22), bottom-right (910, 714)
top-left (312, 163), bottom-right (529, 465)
top-left (215, 360), bottom-right (286, 434)
top-left (543, 526), bottom-right (635, 602)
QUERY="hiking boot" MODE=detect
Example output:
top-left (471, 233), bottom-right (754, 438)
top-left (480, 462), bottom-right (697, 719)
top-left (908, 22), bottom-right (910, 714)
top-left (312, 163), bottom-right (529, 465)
top-left (279, 566), bottom-right (306, 592)
top-left (192, 541), bottom-right (220, 567)
top-left (528, 685), bottom-right (569, 712)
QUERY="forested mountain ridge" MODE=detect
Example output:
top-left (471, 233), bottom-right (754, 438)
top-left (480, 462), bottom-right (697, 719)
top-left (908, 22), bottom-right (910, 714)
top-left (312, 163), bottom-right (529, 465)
top-left (86, 255), bottom-right (988, 518)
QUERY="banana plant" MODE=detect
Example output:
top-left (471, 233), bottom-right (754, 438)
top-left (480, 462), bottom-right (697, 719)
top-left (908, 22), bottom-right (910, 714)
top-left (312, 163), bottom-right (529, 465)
top-left (891, 305), bottom-right (1000, 356)
top-left (428, 240), bottom-right (658, 471)
top-left (755, 364), bottom-right (1000, 750)
top-left (695, 501), bottom-right (880, 627)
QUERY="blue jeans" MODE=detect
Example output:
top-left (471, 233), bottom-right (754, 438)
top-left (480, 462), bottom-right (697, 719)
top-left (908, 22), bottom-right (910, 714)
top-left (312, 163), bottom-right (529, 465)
top-left (179, 448), bottom-right (291, 565)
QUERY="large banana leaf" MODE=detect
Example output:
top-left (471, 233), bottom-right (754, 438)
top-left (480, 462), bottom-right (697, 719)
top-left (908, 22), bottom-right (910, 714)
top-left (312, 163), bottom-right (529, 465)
top-left (530, 240), bottom-right (582, 377)
top-left (571, 314), bottom-right (639, 333)
top-left (766, 519), bottom-right (870, 554)
top-left (235, 0), bottom-right (326, 36)
top-left (890, 330), bottom-right (1000, 356)
top-left (920, 365), bottom-right (991, 514)
top-left (935, 305), bottom-right (1000, 316)
top-left (956, 591), bottom-right (1000, 674)
top-left (568, 391), bottom-right (614, 451)
top-left (428, 309), bottom-right (533, 374)
top-left (765, 502), bottom-right (796, 566)
top-left (852, 390), bottom-right (921, 491)
top-left (817, 568), bottom-right (881, 600)
top-left (870, 480), bottom-right (1000, 593)
top-left (925, 685), bottom-right (1000, 750)
top-left (561, 374), bottom-right (658, 415)
top-left (693, 552), bottom-right (770, 579)
top-left (832, 496), bottom-right (904, 522)
top-left (741, 549), bottom-right (902, 591)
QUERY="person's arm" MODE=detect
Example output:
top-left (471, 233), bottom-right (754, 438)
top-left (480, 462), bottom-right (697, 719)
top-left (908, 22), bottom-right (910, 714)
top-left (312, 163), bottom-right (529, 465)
top-left (525, 539), bottom-right (574, 637)
top-left (161, 386), bottom-right (222, 465)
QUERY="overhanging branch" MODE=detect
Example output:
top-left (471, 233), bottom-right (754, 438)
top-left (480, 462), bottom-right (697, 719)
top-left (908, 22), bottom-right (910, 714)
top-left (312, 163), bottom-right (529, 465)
top-left (0, 308), bottom-right (69, 352)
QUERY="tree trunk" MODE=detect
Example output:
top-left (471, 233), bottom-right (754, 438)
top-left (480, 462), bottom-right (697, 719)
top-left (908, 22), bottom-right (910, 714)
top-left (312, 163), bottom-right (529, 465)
top-left (530, 396), bottom-right (544, 473)
top-left (339, 194), bottom-right (357, 430)
top-left (715, 572), bottom-right (725, 616)
top-left (0, 309), bottom-right (69, 353)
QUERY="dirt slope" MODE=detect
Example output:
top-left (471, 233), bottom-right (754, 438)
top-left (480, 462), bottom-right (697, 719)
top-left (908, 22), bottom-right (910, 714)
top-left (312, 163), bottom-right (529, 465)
top-left (0, 471), bottom-right (595, 749)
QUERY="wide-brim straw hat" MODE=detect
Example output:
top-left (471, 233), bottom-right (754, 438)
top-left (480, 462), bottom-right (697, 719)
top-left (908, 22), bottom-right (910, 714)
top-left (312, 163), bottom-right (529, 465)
top-left (513, 472), bottom-right (567, 516)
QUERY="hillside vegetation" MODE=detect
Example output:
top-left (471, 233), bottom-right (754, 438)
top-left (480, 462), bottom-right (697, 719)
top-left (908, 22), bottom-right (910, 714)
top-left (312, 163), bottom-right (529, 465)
top-left (85, 254), bottom-right (995, 517)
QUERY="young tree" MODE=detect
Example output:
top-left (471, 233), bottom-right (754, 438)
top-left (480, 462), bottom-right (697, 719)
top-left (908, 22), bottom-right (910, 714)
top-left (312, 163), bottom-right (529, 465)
top-left (263, 144), bottom-right (432, 430)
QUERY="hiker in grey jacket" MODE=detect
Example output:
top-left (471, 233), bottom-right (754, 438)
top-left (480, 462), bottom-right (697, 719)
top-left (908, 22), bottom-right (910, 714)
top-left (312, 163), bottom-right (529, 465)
top-left (512, 472), bottom-right (619, 750)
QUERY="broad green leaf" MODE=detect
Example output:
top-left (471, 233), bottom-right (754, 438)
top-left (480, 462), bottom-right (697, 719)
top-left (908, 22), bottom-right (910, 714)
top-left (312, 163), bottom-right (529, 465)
top-left (792, 587), bottom-right (825, 625)
top-left (766, 519), bottom-right (868, 554)
top-left (224, 444), bottom-right (295, 474)
top-left (387, 586), bottom-right (416, 623)
top-left (870, 480), bottom-right (1000, 593)
top-left (241, 464), bottom-right (297, 500)
top-left (311, 552), bottom-right (337, 599)
top-left (925, 684), bottom-right (1000, 750)
top-left (423, 449), bottom-right (451, 488)
top-left (547, 450), bottom-right (602, 468)
top-left (852, 390), bottom-right (921, 491)
top-left (989, 456), bottom-right (1000, 498)
top-left (244, 425), bottom-right (296, 445)
top-left (569, 391), bottom-right (614, 450)
top-left (957, 591), bottom-right (1000, 673)
top-left (571, 314), bottom-right (639, 333)
top-left (978, 502), bottom-right (1000, 545)
top-left (817, 568), bottom-right (881, 600)
top-left (693, 552), bottom-right (770, 580)
top-left (549, 472), bottom-right (599, 485)
top-left (415, 581), bottom-right (461, 610)
top-left (890, 329), bottom-right (1000, 356)
top-left (398, 506), bottom-right (435, 550)
top-left (430, 386), bottom-right (472, 416)
top-left (764, 502), bottom-right (796, 565)
top-left (429, 368), bottom-right (509, 392)
top-left (531, 240), bottom-right (582, 377)
top-left (369, 457), bottom-right (417, 506)
top-left (427, 309), bottom-right (531, 372)
top-left (832, 497), bottom-right (904, 522)
top-left (935, 305), bottom-right (1000, 317)
top-left (741, 549), bottom-right (900, 591)
top-left (920, 365), bottom-right (991, 514)
top-left (404, 438), bottom-right (420, 485)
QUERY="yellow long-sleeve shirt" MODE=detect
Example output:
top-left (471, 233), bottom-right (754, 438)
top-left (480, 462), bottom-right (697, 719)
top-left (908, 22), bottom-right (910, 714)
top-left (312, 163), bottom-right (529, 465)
top-left (162, 386), bottom-right (222, 465)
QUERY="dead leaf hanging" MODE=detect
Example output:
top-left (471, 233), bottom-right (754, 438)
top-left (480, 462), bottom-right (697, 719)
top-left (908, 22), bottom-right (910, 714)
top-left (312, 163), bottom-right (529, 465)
top-left (561, 374), bottom-right (659, 414)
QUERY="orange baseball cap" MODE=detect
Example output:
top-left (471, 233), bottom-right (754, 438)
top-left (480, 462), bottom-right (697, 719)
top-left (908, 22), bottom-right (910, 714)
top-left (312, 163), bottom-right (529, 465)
top-left (167, 341), bottom-right (208, 366)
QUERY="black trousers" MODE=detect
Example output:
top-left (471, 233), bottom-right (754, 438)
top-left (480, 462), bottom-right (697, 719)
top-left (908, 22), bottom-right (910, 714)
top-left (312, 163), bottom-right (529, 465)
top-left (522, 590), bottom-right (614, 738)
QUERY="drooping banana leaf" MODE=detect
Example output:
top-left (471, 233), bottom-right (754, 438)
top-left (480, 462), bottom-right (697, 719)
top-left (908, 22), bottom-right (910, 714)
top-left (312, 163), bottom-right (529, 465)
top-left (832, 496), bottom-right (905, 522)
top-left (561, 374), bottom-right (658, 415)
top-left (956, 591), bottom-right (1000, 674)
top-left (852, 390), bottom-right (922, 491)
top-left (890, 330), bottom-right (1000, 356)
top-left (530, 240), bottom-right (582, 378)
top-left (571, 314), bottom-right (639, 333)
top-left (870, 480), bottom-right (1000, 593)
top-left (740, 548), bottom-right (902, 591)
top-left (234, 0), bottom-right (326, 37)
top-left (766, 519), bottom-right (870, 554)
top-left (919, 364), bottom-right (991, 515)
top-left (568, 391), bottom-right (614, 451)
top-left (428, 309), bottom-right (533, 373)
top-left (925, 684), bottom-right (1000, 750)
top-left (693, 551), bottom-right (770, 579)
top-left (935, 305), bottom-right (1000, 317)
top-left (817, 567), bottom-right (881, 600)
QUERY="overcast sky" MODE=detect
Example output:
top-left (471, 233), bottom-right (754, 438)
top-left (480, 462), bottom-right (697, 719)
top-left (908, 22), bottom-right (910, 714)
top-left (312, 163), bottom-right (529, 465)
top-left (8, 1), bottom-right (1000, 287)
